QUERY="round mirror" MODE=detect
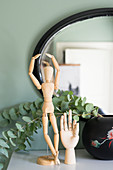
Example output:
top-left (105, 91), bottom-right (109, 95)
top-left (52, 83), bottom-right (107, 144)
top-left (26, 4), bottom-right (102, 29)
top-left (32, 8), bottom-right (113, 114)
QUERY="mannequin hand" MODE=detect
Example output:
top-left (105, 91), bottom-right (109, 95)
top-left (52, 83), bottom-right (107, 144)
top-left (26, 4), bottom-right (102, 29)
top-left (60, 110), bottom-right (79, 149)
top-left (46, 53), bottom-right (54, 59)
top-left (33, 54), bottom-right (41, 59)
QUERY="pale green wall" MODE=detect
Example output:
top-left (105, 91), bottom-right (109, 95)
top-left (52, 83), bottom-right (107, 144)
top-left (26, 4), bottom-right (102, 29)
top-left (0, 0), bottom-right (113, 150)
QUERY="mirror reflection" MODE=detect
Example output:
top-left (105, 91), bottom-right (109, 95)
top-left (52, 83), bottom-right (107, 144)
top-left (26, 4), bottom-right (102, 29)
top-left (40, 16), bottom-right (113, 114)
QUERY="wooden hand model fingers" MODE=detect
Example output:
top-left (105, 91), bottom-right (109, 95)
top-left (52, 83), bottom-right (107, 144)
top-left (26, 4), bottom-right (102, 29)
top-left (73, 119), bottom-right (76, 129)
top-left (64, 113), bottom-right (68, 131)
top-left (60, 115), bottom-right (64, 131)
top-left (60, 111), bottom-right (78, 133)
top-left (73, 120), bottom-right (79, 137)
top-left (68, 110), bottom-right (72, 130)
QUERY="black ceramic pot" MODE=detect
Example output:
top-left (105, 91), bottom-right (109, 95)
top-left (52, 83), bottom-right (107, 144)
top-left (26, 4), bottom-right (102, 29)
top-left (82, 116), bottom-right (113, 160)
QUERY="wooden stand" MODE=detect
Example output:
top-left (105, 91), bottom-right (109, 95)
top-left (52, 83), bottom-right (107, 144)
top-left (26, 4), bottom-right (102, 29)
top-left (37, 155), bottom-right (55, 165)
top-left (65, 148), bottom-right (76, 164)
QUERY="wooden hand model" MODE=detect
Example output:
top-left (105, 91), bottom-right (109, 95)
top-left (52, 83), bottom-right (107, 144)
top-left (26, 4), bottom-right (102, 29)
top-left (60, 110), bottom-right (79, 164)
top-left (29, 53), bottom-right (60, 165)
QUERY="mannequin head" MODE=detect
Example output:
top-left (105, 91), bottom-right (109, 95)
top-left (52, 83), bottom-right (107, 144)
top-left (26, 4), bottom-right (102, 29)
top-left (44, 66), bottom-right (53, 82)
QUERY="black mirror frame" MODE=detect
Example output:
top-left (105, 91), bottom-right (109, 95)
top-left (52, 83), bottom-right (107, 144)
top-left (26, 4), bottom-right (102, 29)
top-left (32, 8), bottom-right (113, 95)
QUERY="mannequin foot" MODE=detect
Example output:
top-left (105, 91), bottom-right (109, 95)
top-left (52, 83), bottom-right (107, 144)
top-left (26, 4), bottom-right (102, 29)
top-left (54, 151), bottom-right (60, 165)
top-left (55, 158), bottom-right (60, 165)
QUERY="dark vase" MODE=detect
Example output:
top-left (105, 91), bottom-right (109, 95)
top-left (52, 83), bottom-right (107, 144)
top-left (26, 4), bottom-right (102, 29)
top-left (82, 115), bottom-right (113, 160)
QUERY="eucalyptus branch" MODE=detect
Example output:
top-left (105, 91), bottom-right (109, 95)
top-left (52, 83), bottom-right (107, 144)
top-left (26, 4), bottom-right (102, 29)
top-left (0, 89), bottom-right (103, 169)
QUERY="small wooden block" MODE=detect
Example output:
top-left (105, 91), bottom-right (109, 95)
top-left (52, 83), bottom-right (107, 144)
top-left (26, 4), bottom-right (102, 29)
top-left (37, 155), bottom-right (55, 165)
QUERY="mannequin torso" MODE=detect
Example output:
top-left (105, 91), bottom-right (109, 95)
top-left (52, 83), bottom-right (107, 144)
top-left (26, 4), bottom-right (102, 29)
top-left (42, 82), bottom-right (54, 114)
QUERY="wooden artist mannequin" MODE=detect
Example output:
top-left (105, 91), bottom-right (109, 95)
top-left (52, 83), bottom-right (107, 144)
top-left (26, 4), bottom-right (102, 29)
top-left (29, 53), bottom-right (60, 165)
top-left (60, 110), bottom-right (79, 164)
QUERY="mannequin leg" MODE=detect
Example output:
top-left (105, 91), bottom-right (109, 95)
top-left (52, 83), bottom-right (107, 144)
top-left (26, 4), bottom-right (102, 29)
top-left (50, 113), bottom-right (60, 164)
top-left (42, 114), bottom-right (56, 156)
top-left (49, 113), bottom-right (59, 151)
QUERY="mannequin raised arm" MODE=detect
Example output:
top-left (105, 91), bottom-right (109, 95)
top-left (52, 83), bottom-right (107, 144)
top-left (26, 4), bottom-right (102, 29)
top-left (46, 53), bottom-right (60, 90)
top-left (29, 54), bottom-right (41, 90)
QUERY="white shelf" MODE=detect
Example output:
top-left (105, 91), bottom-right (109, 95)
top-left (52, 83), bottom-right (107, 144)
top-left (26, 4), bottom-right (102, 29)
top-left (8, 149), bottom-right (113, 170)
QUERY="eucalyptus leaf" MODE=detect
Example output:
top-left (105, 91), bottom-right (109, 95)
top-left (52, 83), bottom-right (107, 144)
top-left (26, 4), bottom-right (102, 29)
top-left (22, 116), bottom-right (32, 123)
top-left (85, 115), bottom-right (91, 119)
top-left (82, 112), bottom-right (87, 118)
top-left (35, 98), bottom-right (43, 108)
top-left (2, 110), bottom-right (10, 120)
top-left (59, 95), bottom-right (66, 101)
top-left (28, 136), bottom-right (34, 141)
top-left (30, 104), bottom-right (37, 112)
top-left (17, 131), bottom-right (21, 138)
top-left (16, 123), bottom-right (24, 132)
top-left (30, 123), bottom-right (35, 132)
top-left (16, 138), bottom-right (25, 145)
top-left (7, 130), bottom-right (17, 138)
top-left (62, 91), bottom-right (69, 96)
top-left (56, 107), bottom-right (61, 112)
top-left (32, 112), bottom-right (36, 119)
top-left (73, 115), bottom-right (79, 121)
top-left (52, 97), bottom-right (61, 106)
top-left (26, 138), bottom-right (31, 147)
top-left (9, 138), bottom-right (16, 147)
top-left (67, 94), bottom-right (71, 101)
top-left (85, 103), bottom-right (94, 112)
top-left (0, 147), bottom-right (9, 158)
top-left (40, 102), bottom-right (43, 110)
top-left (15, 148), bottom-right (20, 152)
top-left (0, 114), bottom-right (9, 127)
top-left (2, 131), bottom-right (8, 140)
top-left (37, 122), bottom-right (41, 128)
top-left (92, 110), bottom-right (98, 117)
top-left (18, 144), bottom-right (26, 150)
top-left (24, 102), bottom-right (31, 111)
top-left (82, 97), bottom-right (86, 106)
top-left (9, 108), bottom-right (18, 120)
top-left (36, 110), bottom-right (42, 116)
top-left (76, 105), bottom-right (85, 113)
top-left (72, 109), bottom-right (78, 114)
top-left (19, 104), bottom-right (28, 115)
top-left (75, 97), bottom-right (80, 106)
top-left (61, 101), bottom-right (69, 112)
top-left (69, 91), bottom-right (73, 95)
top-left (0, 139), bottom-right (9, 148)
